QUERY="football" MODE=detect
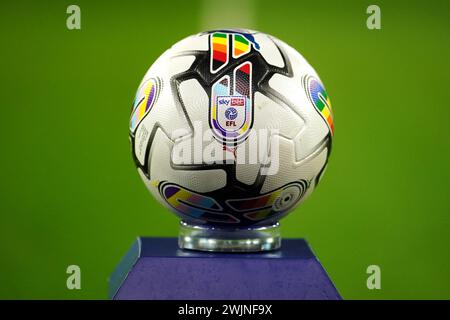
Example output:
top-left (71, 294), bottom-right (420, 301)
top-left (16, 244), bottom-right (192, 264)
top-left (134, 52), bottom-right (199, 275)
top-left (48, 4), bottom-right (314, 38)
top-left (129, 29), bottom-right (333, 231)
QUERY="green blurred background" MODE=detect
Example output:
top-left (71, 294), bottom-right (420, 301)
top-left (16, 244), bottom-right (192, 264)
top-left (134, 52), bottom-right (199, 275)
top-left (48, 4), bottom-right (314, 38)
top-left (0, 0), bottom-right (449, 299)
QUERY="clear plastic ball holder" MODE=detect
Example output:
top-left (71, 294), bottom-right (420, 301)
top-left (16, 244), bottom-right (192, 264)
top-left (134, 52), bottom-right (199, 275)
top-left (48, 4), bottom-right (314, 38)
top-left (179, 221), bottom-right (281, 252)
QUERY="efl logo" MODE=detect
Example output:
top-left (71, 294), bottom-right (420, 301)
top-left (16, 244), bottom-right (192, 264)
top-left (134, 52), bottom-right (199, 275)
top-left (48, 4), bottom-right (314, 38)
top-left (217, 96), bottom-right (244, 127)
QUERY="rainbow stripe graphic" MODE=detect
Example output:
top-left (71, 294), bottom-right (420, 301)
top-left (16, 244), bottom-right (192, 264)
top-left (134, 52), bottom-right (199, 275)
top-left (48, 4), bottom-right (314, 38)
top-left (130, 79), bottom-right (157, 132)
top-left (160, 183), bottom-right (238, 224)
top-left (307, 77), bottom-right (334, 134)
top-left (227, 190), bottom-right (281, 212)
top-left (233, 34), bottom-right (250, 58)
top-left (227, 187), bottom-right (284, 221)
top-left (227, 181), bottom-right (308, 221)
top-left (159, 181), bottom-right (307, 224)
top-left (210, 33), bottom-right (228, 73)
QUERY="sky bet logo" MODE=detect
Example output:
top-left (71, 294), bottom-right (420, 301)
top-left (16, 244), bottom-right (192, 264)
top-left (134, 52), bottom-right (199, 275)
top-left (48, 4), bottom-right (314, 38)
top-left (218, 96), bottom-right (245, 127)
top-left (218, 98), bottom-right (230, 106)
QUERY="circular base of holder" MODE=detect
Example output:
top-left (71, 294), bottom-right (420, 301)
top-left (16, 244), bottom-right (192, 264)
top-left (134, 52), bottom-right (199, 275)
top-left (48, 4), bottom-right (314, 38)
top-left (178, 221), bottom-right (281, 252)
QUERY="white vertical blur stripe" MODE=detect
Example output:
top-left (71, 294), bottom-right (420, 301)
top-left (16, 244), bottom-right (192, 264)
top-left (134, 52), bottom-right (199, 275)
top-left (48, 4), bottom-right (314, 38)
top-left (199, 0), bottom-right (256, 31)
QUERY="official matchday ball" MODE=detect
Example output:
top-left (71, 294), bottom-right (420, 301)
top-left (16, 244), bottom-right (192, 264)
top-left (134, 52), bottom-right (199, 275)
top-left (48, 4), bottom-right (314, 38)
top-left (129, 29), bottom-right (334, 228)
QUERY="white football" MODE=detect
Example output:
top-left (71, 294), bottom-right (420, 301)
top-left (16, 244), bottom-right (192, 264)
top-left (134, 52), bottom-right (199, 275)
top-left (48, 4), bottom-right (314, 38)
top-left (130, 29), bottom-right (334, 228)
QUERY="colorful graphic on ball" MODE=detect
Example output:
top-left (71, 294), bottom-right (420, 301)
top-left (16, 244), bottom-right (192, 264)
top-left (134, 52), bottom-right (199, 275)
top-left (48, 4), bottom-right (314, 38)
top-left (210, 31), bottom-right (260, 73)
top-left (130, 79), bottom-right (158, 132)
top-left (158, 180), bottom-right (308, 224)
top-left (159, 181), bottom-right (239, 224)
top-left (227, 180), bottom-right (309, 221)
top-left (210, 32), bottom-right (229, 73)
top-left (233, 34), bottom-right (251, 58)
top-left (209, 31), bottom-right (258, 144)
top-left (210, 62), bottom-right (253, 143)
top-left (304, 76), bottom-right (334, 135)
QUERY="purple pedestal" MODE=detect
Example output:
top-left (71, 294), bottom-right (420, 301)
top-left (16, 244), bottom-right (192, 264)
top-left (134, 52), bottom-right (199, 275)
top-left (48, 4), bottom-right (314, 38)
top-left (109, 237), bottom-right (341, 300)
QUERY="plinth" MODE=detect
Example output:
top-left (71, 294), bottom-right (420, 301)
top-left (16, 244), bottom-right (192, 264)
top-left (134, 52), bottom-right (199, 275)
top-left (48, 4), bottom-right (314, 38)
top-left (109, 237), bottom-right (341, 300)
